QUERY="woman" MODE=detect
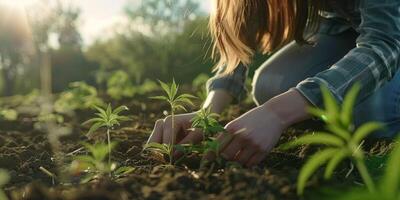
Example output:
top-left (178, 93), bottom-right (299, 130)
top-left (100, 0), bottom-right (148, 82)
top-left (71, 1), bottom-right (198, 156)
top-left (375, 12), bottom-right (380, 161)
top-left (148, 0), bottom-right (400, 167)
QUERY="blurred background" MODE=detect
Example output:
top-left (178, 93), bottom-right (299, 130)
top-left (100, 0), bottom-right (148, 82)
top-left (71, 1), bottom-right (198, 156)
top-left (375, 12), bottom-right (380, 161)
top-left (0, 0), bottom-right (216, 97)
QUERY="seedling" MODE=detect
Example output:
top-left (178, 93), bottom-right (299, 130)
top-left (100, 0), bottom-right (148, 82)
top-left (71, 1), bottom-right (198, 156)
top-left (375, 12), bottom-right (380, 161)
top-left (169, 108), bottom-right (226, 167)
top-left (54, 82), bottom-right (104, 113)
top-left (83, 104), bottom-right (130, 166)
top-left (324, 137), bottom-right (400, 200)
top-left (0, 169), bottom-right (9, 200)
top-left (0, 109), bottom-right (18, 121)
top-left (191, 107), bottom-right (225, 138)
top-left (70, 142), bottom-right (135, 182)
top-left (146, 80), bottom-right (196, 165)
top-left (107, 70), bottom-right (135, 100)
top-left (280, 84), bottom-right (383, 195)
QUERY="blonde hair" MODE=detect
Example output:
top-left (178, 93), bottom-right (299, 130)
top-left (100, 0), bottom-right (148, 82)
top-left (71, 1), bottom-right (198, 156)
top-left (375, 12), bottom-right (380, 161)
top-left (209, 0), bottom-right (323, 73)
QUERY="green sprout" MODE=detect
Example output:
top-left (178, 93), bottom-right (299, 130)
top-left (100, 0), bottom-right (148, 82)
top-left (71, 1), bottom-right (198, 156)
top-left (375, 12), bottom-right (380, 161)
top-left (191, 108), bottom-right (227, 166)
top-left (169, 108), bottom-right (226, 167)
top-left (54, 82), bottom-right (104, 113)
top-left (70, 142), bottom-right (135, 182)
top-left (280, 84), bottom-right (383, 195)
top-left (146, 80), bottom-right (196, 165)
top-left (83, 104), bottom-right (130, 166)
top-left (0, 109), bottom-right (18, 121)
top-left (0, 169), bottom-right (9, 200)
top-left (326, 137), bottom-right (400, 200)
top-left (191, 107), bottom-right (225, 138)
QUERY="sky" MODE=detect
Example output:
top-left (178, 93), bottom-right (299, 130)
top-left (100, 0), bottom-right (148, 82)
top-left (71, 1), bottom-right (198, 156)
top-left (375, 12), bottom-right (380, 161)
top-left (70, 0), bottom-right (211, 45)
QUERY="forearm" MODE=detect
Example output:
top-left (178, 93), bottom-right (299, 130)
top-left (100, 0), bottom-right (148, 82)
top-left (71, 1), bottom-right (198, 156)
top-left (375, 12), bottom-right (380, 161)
top-left (262, 89), bottom-right (311, 128)
top-left (202, 90), bottom-right (233, 114)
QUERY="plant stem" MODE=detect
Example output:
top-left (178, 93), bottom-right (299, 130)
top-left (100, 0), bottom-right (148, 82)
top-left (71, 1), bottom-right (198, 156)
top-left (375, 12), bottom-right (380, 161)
top-left (355, 158), bottom-right (376, 193)
top-left (107, 128), bottom-right (111, 171)
top-left (170, 107), bottom-right (175, 165)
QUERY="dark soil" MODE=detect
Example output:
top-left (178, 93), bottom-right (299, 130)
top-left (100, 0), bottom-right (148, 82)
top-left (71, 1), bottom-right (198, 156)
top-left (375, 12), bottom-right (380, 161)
top-left (0, 97), bottom-right (393, 200)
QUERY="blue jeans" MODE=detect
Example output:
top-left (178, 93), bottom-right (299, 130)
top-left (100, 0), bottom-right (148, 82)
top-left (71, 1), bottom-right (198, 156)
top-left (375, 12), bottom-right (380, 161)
top-left (251, 29), bottom-right (400, 138)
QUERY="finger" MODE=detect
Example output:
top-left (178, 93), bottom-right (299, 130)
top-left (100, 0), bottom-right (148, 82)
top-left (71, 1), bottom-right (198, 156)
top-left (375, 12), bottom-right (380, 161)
top-left (216, 132), bottom-right (234, 153)
top-left (178, 130), bottom-right (204, 145)
top-left (220, 137), bottom-right (244, 160)
top-left (246, 152), bottom-right (266, 167)
top-left (235, 147), bottom-right (257, 165)
top-left (147, 119), bottom-right (164, 143)
top-left (173, 131), bottom-right (204, 158)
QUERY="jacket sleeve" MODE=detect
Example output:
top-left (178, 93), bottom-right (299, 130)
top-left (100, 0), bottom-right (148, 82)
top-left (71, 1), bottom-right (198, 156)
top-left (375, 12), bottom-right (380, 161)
top-left (206, 63), bottom-right (248, 103)
top-left (296, 0), bottom-right (400, 107)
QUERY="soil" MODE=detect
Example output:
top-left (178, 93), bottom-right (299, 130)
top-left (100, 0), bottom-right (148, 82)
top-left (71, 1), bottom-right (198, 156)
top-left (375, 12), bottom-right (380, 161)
top-left (0, 95), bottom-right (393, 200)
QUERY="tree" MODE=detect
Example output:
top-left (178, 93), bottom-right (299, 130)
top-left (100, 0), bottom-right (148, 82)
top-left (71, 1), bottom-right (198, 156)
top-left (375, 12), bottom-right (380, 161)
top-left (125, 0), bottom-right (203, 35)
top-left (0, 4), bottom-right (33, 96)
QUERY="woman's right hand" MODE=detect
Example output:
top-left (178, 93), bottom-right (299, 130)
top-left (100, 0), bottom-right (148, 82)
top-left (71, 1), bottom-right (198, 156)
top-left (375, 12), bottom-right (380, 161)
top-left (147, 112), bottom-right (204, 146)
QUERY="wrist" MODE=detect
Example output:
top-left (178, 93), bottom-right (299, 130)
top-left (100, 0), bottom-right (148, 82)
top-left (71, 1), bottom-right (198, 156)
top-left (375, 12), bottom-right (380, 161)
top-left (262, 89), bottom-right (311, 127)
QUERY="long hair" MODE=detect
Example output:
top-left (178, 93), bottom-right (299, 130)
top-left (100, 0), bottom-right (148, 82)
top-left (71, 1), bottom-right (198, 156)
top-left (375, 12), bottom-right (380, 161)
top-left (209, 0), bottom-right (324, 73)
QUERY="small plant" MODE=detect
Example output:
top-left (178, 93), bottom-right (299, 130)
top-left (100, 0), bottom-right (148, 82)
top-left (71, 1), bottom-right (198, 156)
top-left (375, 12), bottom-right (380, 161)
top-left (169, 108), bottom-right (226, 167)
top-left (70, 142), bottom-right (134, 182)
top-left (146, 80), bottom-right (196, 165)
top-left (280, 84), bottom-right (383, 195)
top-left (54, 82), bottom-right (104, 113)
top-left (0, 169), bottom-right (9, 200)
top-left (83, 104), bottom-right (130, 166)
top-left (0, 109), bottom-right (18, 121)
top-left (324, 137), bottom-right (400, 200)
top-left (107, 70), bottom-right (135, 100)
top-left (191, 107), bottom-right (225, 139)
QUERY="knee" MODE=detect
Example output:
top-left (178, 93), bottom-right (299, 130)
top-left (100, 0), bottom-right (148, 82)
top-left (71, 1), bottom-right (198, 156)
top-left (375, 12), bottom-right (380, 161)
top-left (251, 67), bottom-right (287, 106)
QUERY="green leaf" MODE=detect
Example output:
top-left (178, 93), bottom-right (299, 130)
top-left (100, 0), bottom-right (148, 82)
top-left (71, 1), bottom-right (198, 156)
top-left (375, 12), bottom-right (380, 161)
top-left (174, 105), bottom-right (187, 112)
top-left (86, 122), bottom-right (104, 136)
top-left (82, 118), bottom-right (103, 126)
top-left (340, 83), bottom-right (361, 127)
top-left (150, 96), bottom-right (169, 101)
top-left (352, 122), bottom-right (384, 144)
top-left (116, 116), bottom-right (131, 122)
top-left (106, 104), bottom-right (112, 116)
top-left (381, 137), bottom-right (400, 199)
top-left (113, 105), bottom-right (129, 115)
top-left (279, 132), bottom-right (344, 150)
top-left (94, 105), bottom-right (107, 118)
top-left (308, 107), bottom-right (328, 122)
top-left (326, 124), bottom-right (351, 140)
top-left (321, 86), bottom-right (339, 123)
top-left (170, 79), bottom-right (178, 100)
top-left (324, 149), bottom-right (349, 179)
top-left (297, 148), bottom-right (338, 195)
top-left (158, 80), bottom-right (172, 99)
top-left (0, 169), bottom-right (10, 187)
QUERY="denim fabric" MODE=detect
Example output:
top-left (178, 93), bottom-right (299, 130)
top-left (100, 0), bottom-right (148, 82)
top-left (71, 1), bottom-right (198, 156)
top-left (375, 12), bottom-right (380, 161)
top-left (250, 29), bottom-right (400, 138)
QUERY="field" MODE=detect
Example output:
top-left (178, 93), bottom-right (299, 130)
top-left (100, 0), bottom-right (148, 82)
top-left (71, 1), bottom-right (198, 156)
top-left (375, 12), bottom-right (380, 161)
top-left (0, 84), bottom-right (395, 200)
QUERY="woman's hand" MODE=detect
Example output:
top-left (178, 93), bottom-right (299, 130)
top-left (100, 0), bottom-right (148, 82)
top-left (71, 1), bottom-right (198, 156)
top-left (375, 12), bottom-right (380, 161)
top-left (216, 104), bottom-right (287, 167)
top-left (147, 90), bottom-right (233, 146)
top-left (217, 89), bottom-right (311, 167)
top-left (147, 112), bottom-right (204, 145)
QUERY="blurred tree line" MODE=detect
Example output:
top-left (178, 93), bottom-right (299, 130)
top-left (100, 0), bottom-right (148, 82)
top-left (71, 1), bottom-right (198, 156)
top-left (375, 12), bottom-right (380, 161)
top-left (0, 0), bottom-right (215, 97)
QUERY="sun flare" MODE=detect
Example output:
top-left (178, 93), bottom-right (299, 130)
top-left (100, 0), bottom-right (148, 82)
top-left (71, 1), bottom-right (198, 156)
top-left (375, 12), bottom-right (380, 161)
top-left (0, 0), bottom-right (37, 8)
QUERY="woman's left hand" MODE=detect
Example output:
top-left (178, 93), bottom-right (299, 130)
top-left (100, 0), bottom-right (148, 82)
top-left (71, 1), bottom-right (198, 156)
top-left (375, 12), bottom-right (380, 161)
top-left (217, 89), bottom-right (311, 167)
top-left (216, 104), bottom-right (287, 167)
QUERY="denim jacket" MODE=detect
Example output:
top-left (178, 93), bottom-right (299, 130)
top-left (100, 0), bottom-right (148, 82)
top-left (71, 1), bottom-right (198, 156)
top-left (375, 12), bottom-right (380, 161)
top-left (206, 0), bottom-right (400, 108)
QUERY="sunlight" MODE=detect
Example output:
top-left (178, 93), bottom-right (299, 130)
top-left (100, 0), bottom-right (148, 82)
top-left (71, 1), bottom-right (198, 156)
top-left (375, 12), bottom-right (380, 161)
top-left (0, 0), bottom-right (37, 8)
